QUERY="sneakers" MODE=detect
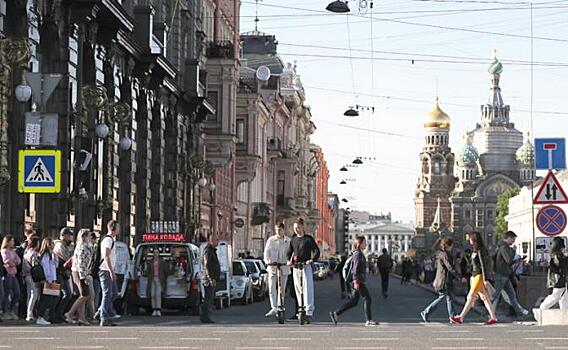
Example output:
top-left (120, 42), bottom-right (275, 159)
top-left (25, 317), bottom-right (36, 322)
top-left (305, 315), bottom-right (312, 324)
top-left (365, 320), bottom-right (378, 327)
top-left (152, 310), bottom-right (161, 317)
top-left (450, 315), bottom-right (463, 324)
top-left (520, 308), bottom-right (530, 317)
top-left (329, 311), bottom-right (338, 326)
top-left (5, 312), bottom-right (18, 321)
top-left (420, 311), bottom-right (429, 323)
top-left (100, 320), bottom-right (117, 327)
top-left (484, 317), bottom-right (498, 326)
top-left (265, 309), bottom-right (278, 318)
top-left (36, 317), bottom-right (51, 325)
top-left (111, 314), bottom-right (121, 319)
top-left (64, 313), bottom-right (76, 324)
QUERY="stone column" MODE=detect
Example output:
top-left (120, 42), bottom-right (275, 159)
top-left (404, 235), bottom-right (409, 252)
top-left (378, 235), bottom-right (382, 251)
top-left (371, 235), bottom-right (376, 254)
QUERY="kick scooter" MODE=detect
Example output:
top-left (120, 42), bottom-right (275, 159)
top-left (269, 262), bottom-right (286, 324)
top-left (294, 260), bottom-right (307, 325)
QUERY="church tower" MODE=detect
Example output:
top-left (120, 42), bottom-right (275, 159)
top-left (415, 98), bottom-right (456, 235)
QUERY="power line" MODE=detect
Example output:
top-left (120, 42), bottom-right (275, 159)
top-left (314, 120), bottom-right (421, 139)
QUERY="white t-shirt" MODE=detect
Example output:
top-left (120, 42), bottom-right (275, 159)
top-left (99, 235), bottom-right (116, 272)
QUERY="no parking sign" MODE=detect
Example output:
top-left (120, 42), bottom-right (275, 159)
top-left (536, 205), bottom-right (567, 237)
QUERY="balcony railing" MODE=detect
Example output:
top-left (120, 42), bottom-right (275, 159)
top-left (251, 202), bottom-right (270, 226)
top-left (206, 40), bottom-right (235, 59)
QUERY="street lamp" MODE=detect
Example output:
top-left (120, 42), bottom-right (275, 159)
top-left (198, 177), bottom-right (208, 188)
top-left (340, 166), bottom-right (348, 171)
top-left (15, 80), bottom-right (32, 103)
top-left (343, 107), bottom-right (359, 117)
top-left (340, 180), bottom-right (347, 184)
top-left (326, 0), bottom-right (350, 13)
top-left (119, 137), bottom-right (132, 151)
top-left (352, 157), bottom-right (363, 165)
top-left (95, 123), bottom-right (110, 139)
top-left (208, 183), bottom-right (216, 192)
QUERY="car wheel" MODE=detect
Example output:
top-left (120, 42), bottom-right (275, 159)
top-left (239, 288), bottom-right (248, 305)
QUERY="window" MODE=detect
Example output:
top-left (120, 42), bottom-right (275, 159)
top-left (236, 119), bottom-right (245, 144)
top-left (206, 91), bottom-right (218, 121)
top-left (277, 171), bottom-right (285, 205)
top-left (433, 160), bottom-right (441, 175)
top-left (232, 261), bottom-right (245, 275)
top-left (464, 209), bottom-right (471, 221)
top-left (476, 209), bottom-right (484, 228)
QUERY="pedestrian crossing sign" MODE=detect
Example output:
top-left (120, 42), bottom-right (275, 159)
top-left (18, 150), bottom-right (61, 193)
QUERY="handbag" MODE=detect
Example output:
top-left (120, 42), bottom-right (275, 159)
top-left (31, 264), bottom-right (45, 283)
top-left (63, 257), bottom-right (73, 271)
top-left (43, 282), bottom-right (61, 297)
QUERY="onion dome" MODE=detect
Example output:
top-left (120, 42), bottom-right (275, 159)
top-left (516, 134), bottom-right (535, 166)
top-left (456, 132), bottom-right (479, 166)
top-left (488, 49), bottom-right (503, 75)
top-left (424, 97), bottom-right (451, 129)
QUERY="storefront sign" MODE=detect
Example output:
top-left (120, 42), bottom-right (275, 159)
top-left (142, 233), bottom-right (186, 242)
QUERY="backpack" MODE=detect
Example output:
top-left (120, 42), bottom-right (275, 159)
top-left (342, 255), bottom-right (354, 282)
top-left (90, 235), bottom-right (114, 275)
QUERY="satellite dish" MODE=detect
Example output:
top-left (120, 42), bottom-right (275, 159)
top-left (256, 65), bottom-right (271, 81)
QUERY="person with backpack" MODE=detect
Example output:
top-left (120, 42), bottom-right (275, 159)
top-left (99, 220), bottom-right (119, 327)
top-left (491, 231), bottom-right (529, 317)
top-left (420, 238), bottom-right (461, 323)
top-left (53, 227), bottom-right (74, 322)
top-left (377, 248), bottom-right (393, 298)
top-left (330, 236), bottom-right (378, 327)
top-left (534, 237), bottom-right (568, 322)
top-left (22, 236), bottom-right (41, 322)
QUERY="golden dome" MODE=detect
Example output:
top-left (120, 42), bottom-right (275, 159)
top-left (424, 98), bottom-right (451, 129)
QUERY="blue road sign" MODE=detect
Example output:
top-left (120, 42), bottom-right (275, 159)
top-left (18, 150), bottom-right (61, 193)
top-left (536, 205), bottom-right (567, 237)
top-left (535, 138), bottom-right (566, 170)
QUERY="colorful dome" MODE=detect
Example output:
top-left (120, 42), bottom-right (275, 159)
top-left (516, 137), bottom-right (535, 166)
top-left (424, 98), bottom-right (451, 129)
top-left (456, 133), bottom-right (479, 165)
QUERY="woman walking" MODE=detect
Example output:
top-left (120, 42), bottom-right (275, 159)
top-left (451, 232), bottom-right (497, 325)
top-left (1, 235), bottom-right (22, 320)
top-left (147, 249), bottom-right (168, 317)
top-left (36, 237), bottom-right (59, 325)
top-left (65, 229), bottom-right (93, 325)
top-left (22, 236), bottom-right (41, 322)
top-left (535, 237), bottom-right (568, 322)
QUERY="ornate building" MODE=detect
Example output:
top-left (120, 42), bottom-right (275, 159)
top-left (415, 54), bottom-right (535, 249)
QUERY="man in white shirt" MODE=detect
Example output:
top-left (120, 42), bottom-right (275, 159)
top-left (99, 220), bottom-right (119, 327)
top-left (263, 222), bottom-right (291, 318)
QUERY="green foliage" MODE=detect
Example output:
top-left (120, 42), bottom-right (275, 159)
top-left (495, 187), bottom-right (521, 239)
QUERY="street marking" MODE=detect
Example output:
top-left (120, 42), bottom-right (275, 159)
top-left (335, 348), bottom-right (387, 350)
top-left (179, 338), bottom-right (220, 341)
top-left (235, 348), bottom-right (292, 350)
top-left (546, 348), bottom-right (568, 349)
top-left (288, 330), bottom-right (330, 333)
top-left (147, 330), bottom-right (183, 333)
top-left (212, 330), bottom-right (251, 334)
top-left (435, 338), bottom-right (484, 341)
top-left (432, 330), bottom-right (471, 333)
top-left (0, 330), bottom-right (40, 333)
top-left (73, 330), bottom-right (110, 333)
top-left (54, 347), bottom-right (104, 349)
top-left (89, 338), bottom-right (138, 340)
top-left (352, 338), bottom-right (399, 341)
top-left (0, 347), bottom-right (12, 349)
top-left (506, 330), bottom-right (544, 333)
top-left (139, 348), bottom-right (200, 350)
top-left (526, 338), bottom-right (568, 340)
top-left (431, 348), bottom-right (508, 350)
top-left (261, 338), bottom-right (311, 341)
top-left (358, 330), bottom-right (400, 333)
top-left (15, 337), bottom-right (58, 340)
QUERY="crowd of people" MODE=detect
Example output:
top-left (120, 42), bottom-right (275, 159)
top-left (0, 220), bottom-right (122, 326)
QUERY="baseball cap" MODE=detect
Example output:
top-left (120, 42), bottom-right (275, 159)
top-left (60, 227), bottom-right (74, 237)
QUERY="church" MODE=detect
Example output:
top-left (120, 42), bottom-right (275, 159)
top-left (414, 53), bottom-right (536, 250)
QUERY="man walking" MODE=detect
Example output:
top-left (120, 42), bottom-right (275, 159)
top-left (99, 220), bottom-right (119, 327)
top-left (54, 227), bottom-right (74, 322)
top-left (287, 218), bottom-right (320, 323)
top-left (200, 232), bottom-right (220, 324)
top-left (263, 223), bottom-right (291, 318)
top-left (491, 231), bottom-right (529, 317)
top-left (330, 236), bottom-right (377, 327)
top-left (420, 238), bottom-right (460, 323)
top-left (377, 248), bottom-right (393, 298)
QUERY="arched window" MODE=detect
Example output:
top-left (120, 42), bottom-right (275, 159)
top-left (433, 160), bottom-right (441, 175)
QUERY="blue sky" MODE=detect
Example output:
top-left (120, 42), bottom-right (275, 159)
top-left (240, 0), bottom-right (568, 222)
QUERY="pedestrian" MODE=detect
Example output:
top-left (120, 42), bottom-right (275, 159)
top-left (402, 257), bottom-right (413, 284)
top-left (65, 229), bottom-right (93, 325)
top-left (147, 249), bottom-right (168, 317)
top-left (461, 248), bottom-right (472, 291)
top-left (16, 228), bottom-right (37, 319)
top-left (287, 217), bottom-right (320, 323)
top-left (330, 236), bottom-right (378, 327)
top-left (336, 255), bottom-right (350, 299)
top-left (99, 220), bottom-right (119, 327)
top-left (420, 238), bottom-right (461, 323)
top-left (534, 237), bottom-right (568, 322)
top-left (22, 236), bottom-right (41, 322)
top-left (200, 232), bottom-right (220, 324)
top-left (424, 255), bottom-right (435, 284)
top-left (451, 231), bottom-right (498, 325)
top-left (377, 248), bottom-right (393, 298)
top-left (491, 231), bottom-right (529, 317)
top-left (414, 258), bottom-right (423, 283)
top-left (86, 232), bottom-right (99, 319)
top-left (1, 234), bottom-right (22, 320)
top-left (0, 240), bottom-right (4, 323)
top-left (36, 237), bottom-right (58, 325)
top-left (263, 222), bottom-right (291, 318)
top-left (53, 227), bottom-right (74, 322)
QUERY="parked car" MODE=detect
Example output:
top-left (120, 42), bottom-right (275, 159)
top-left (230, 260), bottom-right (254, 305)
top-left (242, 259), bottom-right (268, 300)
top-left (253, 259), bottom-right (269, 297)
top-left (127, 242), bottom-right (201, 315)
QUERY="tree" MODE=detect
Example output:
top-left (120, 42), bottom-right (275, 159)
top-left (495, 187), bottom-right (521, 239)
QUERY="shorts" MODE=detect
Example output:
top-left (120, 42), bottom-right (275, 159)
top-left (469, 274), bottom-right (486, 295)
top-left (72, 270), bottom-right (90, 297)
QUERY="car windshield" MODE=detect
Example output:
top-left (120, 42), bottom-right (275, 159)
top-left (244, 261), bottom-right (258, 273)
top-left (233, 261), bottom-right (245, 275)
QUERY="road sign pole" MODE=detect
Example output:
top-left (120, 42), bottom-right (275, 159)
top-left (548, 149), bottom-right (553, 170)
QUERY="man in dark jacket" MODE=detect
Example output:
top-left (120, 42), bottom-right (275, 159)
top-left (330, 236), bottom-right (377, 326)
top-left (491, 231), bottom-right (529, 317)
top-left (377, 249), bottom-right (393, 297)
top-left (200, 233), bottom-right (220, 323)
top-left (420, 238), bottom-right (461, 322)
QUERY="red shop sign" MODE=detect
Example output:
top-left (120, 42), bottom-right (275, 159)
top-left (142, 233), bottom-right (186, 242)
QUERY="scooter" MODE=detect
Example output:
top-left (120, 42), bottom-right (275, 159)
top-left (294, 261), bottom-right (307, 325)
top-left (269, 262), bottom-right (286, 324)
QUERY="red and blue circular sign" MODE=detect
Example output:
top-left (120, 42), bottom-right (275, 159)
top-left (537, 205), bottom-right (567, 237)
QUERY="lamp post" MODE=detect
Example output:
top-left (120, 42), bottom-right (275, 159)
top-left (0, 38), bottom-right (31, 185)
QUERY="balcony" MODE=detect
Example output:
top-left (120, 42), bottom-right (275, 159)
top-left (276, 196), bottom-right (297, 220)
top-left (267, 137), bottom-right (284, 158)
top-left (206, 40), bottom-right (235, 59)
top-left (251, 202), bottom-right (271, 226)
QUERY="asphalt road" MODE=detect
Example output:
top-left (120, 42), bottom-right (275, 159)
top-left (2, 273), bottom-right (563, 350)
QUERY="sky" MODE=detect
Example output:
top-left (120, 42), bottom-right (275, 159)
top-left (239, 0), bottom-right (568, 222)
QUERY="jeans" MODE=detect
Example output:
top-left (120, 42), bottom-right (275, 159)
top-left (540, 287), bottom-right (568, 310)
top-left (98, 270), bottom-right (113, 321)
top-left (37, 291), bottom-right (57, 321)
top-left (24, 276), bottom-right (39, 320)
top-left (151, 277), bottom-right (162, 311)
top-left (268, 272), bottom-right (288, 311)
top-left (3, 275), bottom-right (20, 313)
top-left (379, 268), bottom-right (390, 295)
top-left (492, 274), bottom-right (525, 314)
top-left (336, 282), bottom-right (373, 321)
top-left (423, 290), bottom-right (455, 317)
top-left (92, 275), bottom-right (101, 311)
top-left (200, 285), bottom-right (214, 321)
top-left (293, 264), bottom-right (315, 316)
top-left (55, 276), bottom-right (73, 319)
